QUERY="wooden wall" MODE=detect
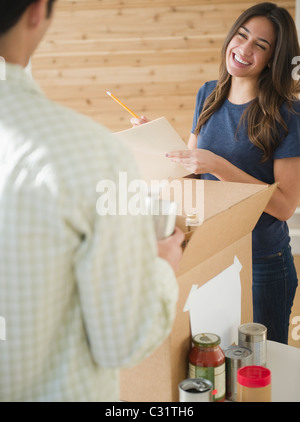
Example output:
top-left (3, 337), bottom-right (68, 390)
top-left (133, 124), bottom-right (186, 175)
top-left (32, 0), bottom-right (295, 143)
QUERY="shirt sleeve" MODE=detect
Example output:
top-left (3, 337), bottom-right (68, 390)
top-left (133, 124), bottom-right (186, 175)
top-left (191, 81), bottom-right (218, 134)
top-left (274, 101), bottom-right (300, 159)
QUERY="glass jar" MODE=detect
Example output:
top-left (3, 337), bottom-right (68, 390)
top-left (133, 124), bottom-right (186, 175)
top-left (237, 366), bottom-right (271, 402)
top-left (188, 333), bottom-right (226, 402)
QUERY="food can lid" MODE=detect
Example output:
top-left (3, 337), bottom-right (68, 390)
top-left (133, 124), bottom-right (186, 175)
top-left (179, 378), bottom-right (213, 393)
top-left (239, 323), bottom-right (267, 336)
top-left (193, 333), bottom-right (220, 348)
top-left (224, 346), bottom-right (253, 360)
top-left (237, 366), bottom-right (271, 388)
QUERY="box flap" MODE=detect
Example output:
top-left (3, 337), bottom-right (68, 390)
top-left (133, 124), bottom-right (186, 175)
top-left (176, 182), bottom-right (277, 277)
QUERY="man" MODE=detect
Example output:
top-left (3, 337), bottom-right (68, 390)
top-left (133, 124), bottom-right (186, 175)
top-left (0, 0), bottom-right (184, 401)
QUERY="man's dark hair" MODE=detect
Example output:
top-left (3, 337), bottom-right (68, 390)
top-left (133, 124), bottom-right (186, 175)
top-left (0, 0), bottom-right (56, 35)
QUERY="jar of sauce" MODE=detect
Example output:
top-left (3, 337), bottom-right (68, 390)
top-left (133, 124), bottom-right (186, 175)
top-left (189, 333), bottom-right (226, 402)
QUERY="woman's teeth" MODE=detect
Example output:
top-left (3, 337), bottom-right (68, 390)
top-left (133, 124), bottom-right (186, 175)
top-left (234, 54), bottom-right (250, 65)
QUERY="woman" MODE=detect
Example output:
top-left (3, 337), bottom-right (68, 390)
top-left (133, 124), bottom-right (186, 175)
top-left (133, 2), bottom-right (300, 344)
top-left (166, 2), bottom-right (300, 344)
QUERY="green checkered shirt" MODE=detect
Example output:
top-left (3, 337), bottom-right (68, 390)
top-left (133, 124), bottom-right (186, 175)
top-left (0, 63), bottom-right (178, 402)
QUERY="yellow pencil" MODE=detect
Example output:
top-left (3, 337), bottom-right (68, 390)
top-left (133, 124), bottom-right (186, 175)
top-left (106, 91), bottom-right (140, 119)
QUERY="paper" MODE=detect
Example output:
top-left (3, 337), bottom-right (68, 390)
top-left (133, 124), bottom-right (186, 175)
top-left (184, 256), bottom-right (242, 348)
top-left (114, 117), bottom-right (189, 184)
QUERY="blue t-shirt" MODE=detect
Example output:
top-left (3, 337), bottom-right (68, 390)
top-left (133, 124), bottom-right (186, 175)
top-left (191, 80), bottom-right (300, 257)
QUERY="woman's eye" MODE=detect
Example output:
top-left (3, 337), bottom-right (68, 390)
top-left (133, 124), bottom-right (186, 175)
top-left (238, 32), bottom-right (247, 39)
top-left (256, 44), bottom-right (266, 50)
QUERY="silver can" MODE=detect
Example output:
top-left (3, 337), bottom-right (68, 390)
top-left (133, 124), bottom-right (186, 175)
top-left (179, 378), bottom-right (213, 402)
top-left (145, 197), bottom-right (177, 240)
top-left (224, 346), bottom-right (253, 401)
top-left (238, 323), bottom-right (267, 367)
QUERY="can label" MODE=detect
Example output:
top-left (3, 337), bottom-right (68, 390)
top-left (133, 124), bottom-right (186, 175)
top-left (189, 363), bottom-right (225, 401)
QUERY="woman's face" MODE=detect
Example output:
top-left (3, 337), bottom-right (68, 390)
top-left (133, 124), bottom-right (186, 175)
top-left (226, 16), bottom-right (276, 82)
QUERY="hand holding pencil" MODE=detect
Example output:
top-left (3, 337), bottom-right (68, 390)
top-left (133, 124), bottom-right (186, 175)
top-left (130, 115), bottom-right (150, 127)
top-left (106, 90), bottom-right (150, 127)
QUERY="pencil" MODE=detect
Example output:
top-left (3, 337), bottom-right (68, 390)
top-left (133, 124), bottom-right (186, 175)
top-left (106, 91), bottom-right (140, 119)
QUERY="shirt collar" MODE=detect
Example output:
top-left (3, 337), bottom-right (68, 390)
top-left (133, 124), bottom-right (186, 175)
top-left (4, 62), bottom-right (43, 95)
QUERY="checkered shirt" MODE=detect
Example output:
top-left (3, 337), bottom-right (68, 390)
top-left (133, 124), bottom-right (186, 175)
top-left (0, 63), bottom-right (178, 402)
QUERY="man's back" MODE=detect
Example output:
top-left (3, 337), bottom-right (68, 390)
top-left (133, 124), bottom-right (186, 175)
top-left (0, 64), bottom-right (178, 401)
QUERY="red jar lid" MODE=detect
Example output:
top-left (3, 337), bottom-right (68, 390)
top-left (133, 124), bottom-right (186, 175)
top-left (237, 366), bottom-right (271, 388)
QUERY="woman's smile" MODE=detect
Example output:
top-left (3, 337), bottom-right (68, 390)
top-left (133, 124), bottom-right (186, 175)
top-left (232, 53), bottom-right (252, 67)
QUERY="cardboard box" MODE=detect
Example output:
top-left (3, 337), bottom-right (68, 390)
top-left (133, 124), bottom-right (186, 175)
top-left (120, 179), bottom-right (277, 402)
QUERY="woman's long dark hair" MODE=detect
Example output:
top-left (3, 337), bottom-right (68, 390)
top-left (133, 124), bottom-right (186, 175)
top-left (195, 2), bottom-right (300, 162)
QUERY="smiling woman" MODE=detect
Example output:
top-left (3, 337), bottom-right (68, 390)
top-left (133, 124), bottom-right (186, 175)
top-left (166, 2), bottom-right (300, 345)
top-left (226, 17), bottom-right (276, 79)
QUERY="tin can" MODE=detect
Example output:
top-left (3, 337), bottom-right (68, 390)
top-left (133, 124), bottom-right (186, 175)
top-left (179, 378), bottom-right (213, 402)
top-left (145, 197), bottom-right (177, 240)
top-left (238, 323), bottom-right (267, 367)
top-left (188, 333), bottom-right (226, 402)
top-left (224, 346), bottom-right (253, 401)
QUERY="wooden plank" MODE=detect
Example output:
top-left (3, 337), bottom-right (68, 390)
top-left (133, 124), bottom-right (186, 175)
top-left (32, 62), bottom-right (219, 85)
top-left (34, 35), bottom-right (224, 56)
top-left (55, 0), bottom-right (295, 12)
top-left (32, 49), bottom-right (221, 69)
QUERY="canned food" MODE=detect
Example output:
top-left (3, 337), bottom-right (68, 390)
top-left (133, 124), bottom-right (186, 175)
top-left (224, 346), bottom-right (253, 401)
top-left (179, 378), bottom-right (213, 402)
top-left (238, 323), bottom-right (267, 367)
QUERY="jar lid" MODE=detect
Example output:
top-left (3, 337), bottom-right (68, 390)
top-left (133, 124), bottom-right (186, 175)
top-left (225, 346), bottom-right (253, 361)
top-left (186, 213), bottom-right (197, 220)
top-left (237, 366), bottom-right (271, 388)
top-left (186, 213), bottom-right (199, 226)
top-left (193, 333), bottom-right (221, 348)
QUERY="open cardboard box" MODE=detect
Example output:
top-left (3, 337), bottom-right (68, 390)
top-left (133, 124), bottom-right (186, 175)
top-left (120, 178), bottom-right (277, 402)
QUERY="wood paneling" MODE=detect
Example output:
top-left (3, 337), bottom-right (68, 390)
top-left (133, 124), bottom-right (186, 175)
top-left (32, 0), bottom-right (295, 142)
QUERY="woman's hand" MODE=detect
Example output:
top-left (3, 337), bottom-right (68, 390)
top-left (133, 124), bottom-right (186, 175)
top-left (130, 115), bottom-right (150, 127)
top-left (166, 148), bottom-right (220, 176)
top-left (167, 150), bottom-right (300, 221)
